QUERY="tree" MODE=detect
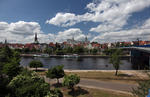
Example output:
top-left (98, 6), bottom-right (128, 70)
top-left (29, 60), bottom-right (43, 72)
top-left (8, 72), bottom-right (50, 97)
top-left (63, 74), bottom-right (80, 92)
top-left (0, 46), bottom-right (21, 80)
top-left (91, 49), bottom-right (98, 55)
top-left (109, 49), bottom-right (122, 76)
top-left (3, 58), bottom-right (21, 79)
top-left (0, 46), bottom-right (21, 96)
top-left (64, 47), bottom-right (73, 54)
top-left (23, 48), bottom-right (30, 53)
top-left (44, 47), bottom-right (52, 55)
top-left (73, 46), bottom-right (84, 54)
top-left (55, 49), bottom-right (64, 55)
top-left (132, 80), bottom-right (150, 97)
top-left (132, 73), bottom-right (150, 97)
top-left (46, 88), bottom-right (63, 97)
top-left (46, 65), bottom-right (65, 84)
top-left (0, 46), bottom-right (13, 64)
top-left (0, 75), bottom-right (9, 97)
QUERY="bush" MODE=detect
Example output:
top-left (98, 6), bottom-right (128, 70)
top-left (46, 65), bottom-right (65, 84)
top-left (8, 72), bottom-right (50, 97)
top-left (132, 73), bottom-right (150, 97)
top-left (63, 74), bottom-right (80, 91)
top-left (29, 60), bottom-right (43, 71)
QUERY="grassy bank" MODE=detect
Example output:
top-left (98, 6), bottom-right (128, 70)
top-left (65, 71), bottom-right (149, 84)
top-left (61, 86), bottom-right (133, 97)
top-left (38, 70), bottom-right (148, 84)
top-left (37, 70), bottom-right (140, 97)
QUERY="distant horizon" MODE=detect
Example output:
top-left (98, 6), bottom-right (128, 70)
top-left (0, 0), bottom-right (150, 43)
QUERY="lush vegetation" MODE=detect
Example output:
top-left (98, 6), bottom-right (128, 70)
top-left (63, 74), bottom-right (80, 91)
top-left (132, 73), bottom-right (150, 97)
top-left (46, 65), bottom-right (65, 84)
top-left (8, 71), bottom-right (50, 97)
top-left (109, 49), bottom-right (122, 76)
top-left (0, 46), bottom-right (22, 97)
top-left (0, 46), bottom-right (64, 97)
top-left (29, 60), bottom-right (43, 72)
top-left (15, 44), bottom-right (101, 55)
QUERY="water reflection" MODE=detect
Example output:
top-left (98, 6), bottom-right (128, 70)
top-left (20, 57), bottom-right (133, 70)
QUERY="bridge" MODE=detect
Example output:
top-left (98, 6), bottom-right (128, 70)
top-left (121, 46), bottom-right (150, 70)
top-left (122, 47), bottom-right (150, 53)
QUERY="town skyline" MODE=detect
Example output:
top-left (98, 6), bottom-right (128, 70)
top-left (0, 0), bottom-right (150, 43)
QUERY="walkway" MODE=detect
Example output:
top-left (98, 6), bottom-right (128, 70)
top-left (79, 78), bottom-right (137, 94)
top-left (43, 76), bottom-right (137, 95)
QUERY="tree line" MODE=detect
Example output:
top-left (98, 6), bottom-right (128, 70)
top-left (0, 46), bottom-right (80, 97)
top-left (15, 46), bottom-right (99, 55)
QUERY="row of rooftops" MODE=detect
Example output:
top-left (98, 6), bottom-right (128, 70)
top-left (0, 40), bottom-right (150, 50)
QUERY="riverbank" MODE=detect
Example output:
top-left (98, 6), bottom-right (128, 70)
top-left (39, 69), bottom-right (141, 96)
top-left (21, 54), bottom-right (130, 58)
top-left (35, 68), bottom-right (149, 85)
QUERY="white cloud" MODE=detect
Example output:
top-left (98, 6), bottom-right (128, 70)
top-left (92, 18), bottom-right (150, 43)
top-left (8, 21), bottom-right (42, 36)
top-left (46, 0), bottom-right (150, 33)
top-left (46, 13), bottom-right (80, 27)
top-left (90, 23), bottom-right (121, 32)
top-left (55, 28), bottom-right (86, 42)
top-left (0, 21), bottom-right (47, 43)
top-left (142, 18), bottom-right (150, 28)
top-left (0, 21), bottom-right (87, 43)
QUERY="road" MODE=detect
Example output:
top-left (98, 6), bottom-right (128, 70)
top-left (43, 76), bottom-right (137, 94)
top-left (79, 78), bottom-right (137, 94)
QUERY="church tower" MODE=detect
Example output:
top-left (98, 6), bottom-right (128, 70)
top-left (34, 33), bottom-right (39, 44)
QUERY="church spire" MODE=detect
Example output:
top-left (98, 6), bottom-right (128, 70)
top-left (34, 33), bottom-right (39, 44)
top-left (85, 36), bottom-right (88, 42)
top-left (4, 39), bottom-right (7, 44)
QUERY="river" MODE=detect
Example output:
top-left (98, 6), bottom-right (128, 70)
top-left (20, 57), bottom-right (133, 70)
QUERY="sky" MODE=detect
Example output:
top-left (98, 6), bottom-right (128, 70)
top-left (0, 0), bottom-right (150, 43)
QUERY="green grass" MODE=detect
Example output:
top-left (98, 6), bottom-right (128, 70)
top-left (37, 70), bottom-right (148, 84)
top-left (65, 71), bottom-right (148, 84)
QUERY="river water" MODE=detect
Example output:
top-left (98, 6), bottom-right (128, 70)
top-left (20, 57), bottom-right (133, 70)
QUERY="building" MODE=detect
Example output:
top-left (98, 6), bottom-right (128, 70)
top-left (34, 33), bottom-right (39, 44)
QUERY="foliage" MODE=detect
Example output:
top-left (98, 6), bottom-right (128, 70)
top-left (55, 49), bottom-right (64, 55)
top-left (46, 88), bottom-right (63, 97)
top-left (103, 49), bottom-right (116, 55)
top-left (0, 46), bottom-right (21, 80)
top-left (132, 73), bottom-right (150, 97)
top-left (91, 49), bottom-right (98, 55)
top-left (63, 74), bottom-right (80, 91)
top-left (0, 75), bottom-right (9, 97)
top-left (3, 59), bottom-right (21, 79)
top-left (44, 47), bottom-right (52, 55)
top-left (23, 48), bottom-right (30, 53)
top-left (63, 47), bottom-right (73, 54)
top-left (0, 46), bottom-right (22, 97)
top-left (8, 72), bottom-right (50, 97)
top-left (0, 46), bottom-right (13, 64)
top-left (132, 80), bottom-right (150, 97)
top-left (73, 46), bottom-right (84, 54)
top-left (29, 60), bottom-right (43, 71)
top-left (109, 49), bottom-right (122, 76)
top-left (46, 65), bottom-right (65, 84)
